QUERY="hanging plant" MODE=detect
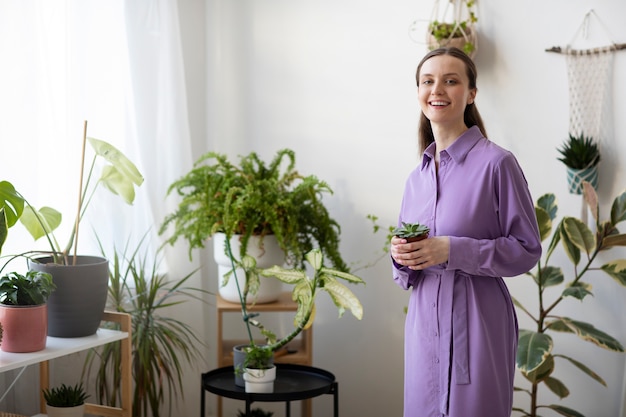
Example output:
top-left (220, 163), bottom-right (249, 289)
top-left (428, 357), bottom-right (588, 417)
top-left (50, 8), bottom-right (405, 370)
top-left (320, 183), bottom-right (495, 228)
top-left (426, 0), bottom-right (478, 56)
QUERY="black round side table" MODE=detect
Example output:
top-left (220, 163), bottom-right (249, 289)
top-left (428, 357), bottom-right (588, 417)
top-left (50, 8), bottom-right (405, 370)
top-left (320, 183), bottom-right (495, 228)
top-left (200, 363), bottom-right (339, 417)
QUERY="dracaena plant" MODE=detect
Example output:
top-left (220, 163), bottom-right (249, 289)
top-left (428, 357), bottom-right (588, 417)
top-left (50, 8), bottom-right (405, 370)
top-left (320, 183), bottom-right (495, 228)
top-left (225, 236), bottom-right (365, 371)
top-left (512, 181), bottom-right (626, 417)
top-left (0, 121), bottom-right (143, 266)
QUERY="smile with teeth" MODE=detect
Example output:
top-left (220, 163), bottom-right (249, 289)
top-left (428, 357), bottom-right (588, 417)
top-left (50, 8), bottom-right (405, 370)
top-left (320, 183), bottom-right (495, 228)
top-left (430, 101), bottom-right (449, 106)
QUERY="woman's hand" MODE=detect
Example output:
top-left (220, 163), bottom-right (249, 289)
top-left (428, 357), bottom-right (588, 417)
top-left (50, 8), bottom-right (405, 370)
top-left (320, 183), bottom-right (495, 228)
top-left (390, 236), bottom-right (450, 270)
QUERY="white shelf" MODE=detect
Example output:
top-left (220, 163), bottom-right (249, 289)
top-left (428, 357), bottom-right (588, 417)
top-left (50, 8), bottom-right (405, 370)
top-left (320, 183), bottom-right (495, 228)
top-left (0, 328), bottom-right (128, 373)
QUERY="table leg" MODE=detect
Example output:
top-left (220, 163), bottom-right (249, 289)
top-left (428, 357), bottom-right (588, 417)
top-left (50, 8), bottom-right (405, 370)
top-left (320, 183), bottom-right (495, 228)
top-left (333, 382), bottom-right (339, 417)
top-left (200, 378), bottom-right (204, 417)
top-left (246, 399), bottom-right (251, 416)
top-left (286, 400), bottom-right (291, 417)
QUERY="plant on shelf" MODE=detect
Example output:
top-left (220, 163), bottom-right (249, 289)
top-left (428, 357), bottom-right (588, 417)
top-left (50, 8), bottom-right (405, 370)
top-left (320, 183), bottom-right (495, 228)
top-left (0, 121), bottom-right (144, 337)
top-left (82, 234), bottom-right (209, 417)
top-left (227, 231), bottom-right (364, 391)
top-left (556, 132), bottom-right (601, 194)
top-left (426, 0), bottom-right (478, 56)
top-left (0, 269), bottom-right (55, 352)
top-left (512, 181), bottom-right (626, 417)
top-left (159, 148), bottom-right (349, 303)
top-left (392, 221), bottom-right (430, 242)
top-left (43, 382), bottom-right (90, 417)
top-left (238, 408), bottom-right (274, 417)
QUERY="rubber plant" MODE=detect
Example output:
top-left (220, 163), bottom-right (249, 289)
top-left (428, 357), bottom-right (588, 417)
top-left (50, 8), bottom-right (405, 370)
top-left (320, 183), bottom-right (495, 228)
top-left (82, 234), bottom-right (208, 417)
top-left (0, 120), bottom-right (143, 265)
top-left (513, 181), bottom-right (626, 417)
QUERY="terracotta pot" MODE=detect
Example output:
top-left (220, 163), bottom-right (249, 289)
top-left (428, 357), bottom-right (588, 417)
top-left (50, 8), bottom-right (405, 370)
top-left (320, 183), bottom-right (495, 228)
top-left (0, 303), bottom-right (47, 352)
top-left (404, 233), bottom-right (430, 243)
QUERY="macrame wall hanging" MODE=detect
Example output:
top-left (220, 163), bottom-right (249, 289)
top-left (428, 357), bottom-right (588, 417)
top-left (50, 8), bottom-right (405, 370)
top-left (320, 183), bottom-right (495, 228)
top-left (546, 10), bottom-right (626, 200)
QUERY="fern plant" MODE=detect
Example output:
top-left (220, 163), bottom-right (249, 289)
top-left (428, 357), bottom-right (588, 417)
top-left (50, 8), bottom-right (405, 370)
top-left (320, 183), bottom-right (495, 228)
top-left (159, 148), bottom-right (347, 274)
top-left (513, 182), bottom-right (626, 417)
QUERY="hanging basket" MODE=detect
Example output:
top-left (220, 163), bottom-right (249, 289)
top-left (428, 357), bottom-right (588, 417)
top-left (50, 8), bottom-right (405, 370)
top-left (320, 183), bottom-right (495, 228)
top-left (426, 24), bottom-right (477, 57)
top-left (566, 165), bottom-right (599, 194)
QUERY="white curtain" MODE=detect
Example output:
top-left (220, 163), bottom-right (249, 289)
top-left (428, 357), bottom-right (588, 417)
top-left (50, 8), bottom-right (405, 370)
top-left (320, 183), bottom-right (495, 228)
top-left (0, 1), bottom-right (197, 414)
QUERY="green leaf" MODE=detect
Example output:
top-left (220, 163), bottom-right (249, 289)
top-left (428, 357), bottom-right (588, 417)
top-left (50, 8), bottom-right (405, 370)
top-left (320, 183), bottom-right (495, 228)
top-left (561, 281), bottom-right (593, 300)
top-left (321, 278), bottom-right (363, 320)
top-left (602, 233), bottom-right (626, 248)
top-left (535, 206), bottom-right (553, 242)
top-left (19, 206), bottom-right (62, 241)
top-left (0, 181), bottom-right (25, 229)
top-left (99, 166), bottom-right (137, 205)
top-left (538, 266), bottom-right (563, 287)
top-left (88, 137), bottom-right (144, 186)
top-left (549, 317), bottom-right (624, 352)
top-left (320, 267), bottom-right (365, 284)
top-left (553, 354), bottom-right (606, 386)
top-left (601, 260), bottom-right (626, 286)
top-left (522, 353), bottom-right (554, 383)
top-left (517, 329), bottom-right (553, 373)
top-left (542, 404), bottom-right (586, 417)
top-left (610, 189), bottom-right (626, 225)
top-left (0, 209), bottom-right (7, 254)
top-left (543, 376), bottom-right (569, 399)
top-left (562, 217), bottom-right (595, 256)
top-left (537, 193), bottom-right (557, 221)
top-left (305, 248), bottom-right (323, 271)
top-left (559, 220), bottom-right (581, 265)
top-left (261, 265), bottom-right (307, 285)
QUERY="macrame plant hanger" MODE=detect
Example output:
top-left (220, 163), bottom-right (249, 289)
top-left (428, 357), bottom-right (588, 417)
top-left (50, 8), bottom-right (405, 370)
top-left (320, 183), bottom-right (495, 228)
top-left (545, 10), bottom-right (626, 222)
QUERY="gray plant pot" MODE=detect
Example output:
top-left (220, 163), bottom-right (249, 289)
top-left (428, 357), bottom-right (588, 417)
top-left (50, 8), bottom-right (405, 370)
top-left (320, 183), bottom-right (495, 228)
top-left (29, 255), bottom-right (109, 338)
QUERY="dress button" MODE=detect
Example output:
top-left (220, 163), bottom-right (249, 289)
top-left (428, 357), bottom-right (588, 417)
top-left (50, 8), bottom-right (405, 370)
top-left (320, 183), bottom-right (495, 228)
top-left (434, 358), bottom-right (440, 364)
top-left (432, 303), bottom-right (436, 308)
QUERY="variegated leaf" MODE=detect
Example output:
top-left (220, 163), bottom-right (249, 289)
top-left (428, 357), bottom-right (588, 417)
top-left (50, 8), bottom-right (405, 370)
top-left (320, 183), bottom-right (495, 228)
top-left (322, 278), bottom-right (363, 320)
top-left (601, 260), bottom-right (626, 286)
top-left (517, 329), bottom-right (553, 373)
top-left (553, 317), bottom-right (624, 352)
top-left (610, 189), bottom-right (626, 225)
top-left (562, 217), bottom-right (595, 256)
top-left (553, 354), bottom-right (606, 386)
top-left (545, 404), bottom-right (585, 417)
top-left (320, 267), bottom-right (365, 284)
top-left (543, 376), bottom-right (569, 399)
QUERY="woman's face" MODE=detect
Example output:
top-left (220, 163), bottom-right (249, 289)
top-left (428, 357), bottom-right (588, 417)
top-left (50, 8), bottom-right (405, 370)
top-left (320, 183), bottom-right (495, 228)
top-left (417, 54), bottom-right (476, 128)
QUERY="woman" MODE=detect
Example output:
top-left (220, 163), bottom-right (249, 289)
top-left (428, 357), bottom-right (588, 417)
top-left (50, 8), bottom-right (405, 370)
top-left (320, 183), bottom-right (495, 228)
top-left (390, 47), bottom-right (542, 417)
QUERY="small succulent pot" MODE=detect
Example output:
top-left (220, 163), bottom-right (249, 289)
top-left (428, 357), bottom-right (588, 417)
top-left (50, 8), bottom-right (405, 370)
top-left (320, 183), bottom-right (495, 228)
top-left (393, 221), bottom-right (431, 243)
top-left (405, 233), bottom-right (430, 243)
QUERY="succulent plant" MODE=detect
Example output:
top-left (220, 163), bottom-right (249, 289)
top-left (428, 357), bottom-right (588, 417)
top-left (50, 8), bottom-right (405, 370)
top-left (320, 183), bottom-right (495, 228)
top-left (43, 382), bottom-right (89, 407)
top-left (392, 222), bottom-right (430, 240)
top-left (556, 132), bottom-right (601, 170)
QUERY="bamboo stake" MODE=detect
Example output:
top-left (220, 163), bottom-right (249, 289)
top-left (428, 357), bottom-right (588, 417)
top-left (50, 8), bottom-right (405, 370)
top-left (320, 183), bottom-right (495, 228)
top-left (72, 120), bottom-right (88, 265)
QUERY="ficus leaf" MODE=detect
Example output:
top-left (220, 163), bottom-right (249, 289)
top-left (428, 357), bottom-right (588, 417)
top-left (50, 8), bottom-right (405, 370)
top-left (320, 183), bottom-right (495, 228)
top-left (601, 260), bottom-right (626, 286)
top-left (543, 376), bottom-right (569, 399)
top-left (516, 329), bottom-right (553, 373)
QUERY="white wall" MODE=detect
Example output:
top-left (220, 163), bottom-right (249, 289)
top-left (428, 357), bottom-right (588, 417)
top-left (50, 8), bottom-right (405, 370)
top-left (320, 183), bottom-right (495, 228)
top-left (182, 1), bottom-right (626, 417)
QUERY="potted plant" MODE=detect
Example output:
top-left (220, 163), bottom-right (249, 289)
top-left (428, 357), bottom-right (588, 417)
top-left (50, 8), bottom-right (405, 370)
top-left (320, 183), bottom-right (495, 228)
top-left (42, 382), bottom-right (89, 417)
top-left (426, 0), bottom-right (478, 56)
top-left (82, 234), bottom-right (208, 417)
top-left (0, 120), bottom-right (143, 337)
top-left (556, 132), bottom-right (601, 194)
top-left (0, 270), bottom-right (55, 352)
top-left (392, 221), bottom-right (430, 243)
top-left (513, 181), bottom-right (626, 417)
top-left (159, 148), bottom-right (349, 304)
top-left (226, 234), bottom-right (364, 393)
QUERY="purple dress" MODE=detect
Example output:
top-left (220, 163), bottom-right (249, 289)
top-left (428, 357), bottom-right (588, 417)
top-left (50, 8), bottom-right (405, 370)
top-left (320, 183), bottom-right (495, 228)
top-left (393, 126), bottom-right (542, 417)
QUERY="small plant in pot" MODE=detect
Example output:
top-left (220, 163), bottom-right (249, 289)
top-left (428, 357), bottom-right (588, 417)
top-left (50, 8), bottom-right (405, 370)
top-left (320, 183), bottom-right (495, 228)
top-left (0, 269), bottom-right (55, 352)
top-left (556, 132), bottom-right (601, 194)
top-left (392, 221), bottom-right (430, 242)
top-left (0, 120), bottom-right (144, 337)
top-left (227, 236), bottom-right (365, 393)
top-left (159, 148), bottom-right (349, 304)
top-left (42, 382), bottom-right (90, 417)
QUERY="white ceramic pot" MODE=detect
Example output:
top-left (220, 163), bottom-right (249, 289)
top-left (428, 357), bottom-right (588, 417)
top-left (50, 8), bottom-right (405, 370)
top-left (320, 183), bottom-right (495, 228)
top-left (45, 404), bottom-right (86, 417)
top-left (243, 366), bottom-right (276, 393)
top-left (213, 233), bottom-right (284, 303)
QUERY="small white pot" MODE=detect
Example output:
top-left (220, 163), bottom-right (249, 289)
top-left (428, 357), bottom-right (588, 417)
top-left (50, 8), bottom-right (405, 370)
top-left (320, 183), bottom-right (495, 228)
top-left (45, 404), bottom-right (86, 417)
top-left (243, 366), bottom-right (276, 393)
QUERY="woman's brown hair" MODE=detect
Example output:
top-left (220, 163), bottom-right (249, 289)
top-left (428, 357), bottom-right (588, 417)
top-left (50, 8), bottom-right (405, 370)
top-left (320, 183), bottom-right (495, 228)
top-left (415, 47), bottom-right (487, 154)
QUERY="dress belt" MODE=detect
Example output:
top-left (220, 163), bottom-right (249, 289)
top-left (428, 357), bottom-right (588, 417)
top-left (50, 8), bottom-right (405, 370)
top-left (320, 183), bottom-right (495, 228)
top-left (433, 269), bottom-right (469, 415)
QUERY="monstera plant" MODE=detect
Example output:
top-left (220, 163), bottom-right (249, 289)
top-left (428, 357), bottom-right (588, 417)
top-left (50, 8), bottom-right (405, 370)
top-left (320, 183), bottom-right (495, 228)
top-left (513, 181), bottom-right (626, 417)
